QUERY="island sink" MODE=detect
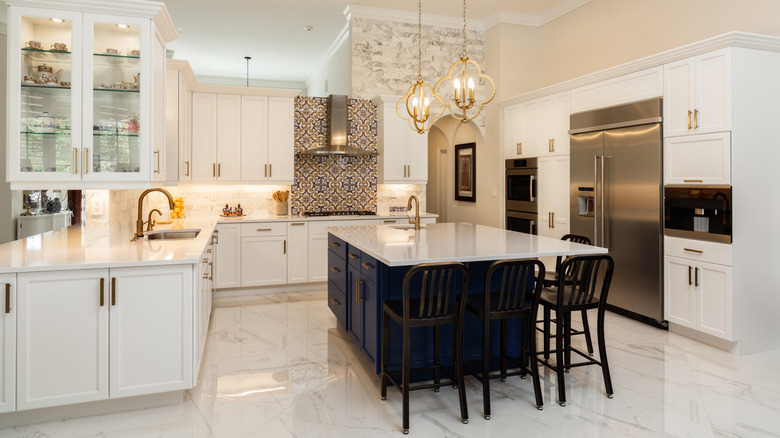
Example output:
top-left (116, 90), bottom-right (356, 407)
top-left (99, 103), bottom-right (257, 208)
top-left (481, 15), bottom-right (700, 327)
top-left (144, 229), bottom-right (201, 240)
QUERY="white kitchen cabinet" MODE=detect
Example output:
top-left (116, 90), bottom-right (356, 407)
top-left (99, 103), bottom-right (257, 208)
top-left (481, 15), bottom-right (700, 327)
top-left (151, 31), bottom-right (171, 183)
top-left (664, 236), bottom-right (733, 341)
top-left (241, 236), bottom-right (287, 286)
top-left (215, 223), bottom-right (241, 289)
top-left (191, 92), bottom-right (218, 181)
top-left (664, 132), bottom-right (730, 185)
top-left (6, 2), bottom-right (175, 190)
top-left (538, 92), bottom-right (570, 156)
top-left (241, 96), bottom-right (294, 183)
top-left (109, 265), bottom-right (193, 399)
top-left (216, 94), bottom-right (242, 181)
top-left (180, 74), bottom-right (193, 181)
top-left (517, 100), bottom-right (540, 157)
top-left (537, 156), bottom-right (570, 271)
top-left (287, 221), bottom-right (308, 283)
top-left (166, 61), bottom-right (194, 182)
top-left (194, 233), bottom-right (215, 378)
top-left (308, 234), bottom-right (329, 282)
top-left (372, 96), bottom-right (427, 184)
top-left (17, 269), bottom-right (109, 410)
top-left (664, 48), bottom-right (731, 137)
top-left (267, 97), bottom-right (295, 182)
top-left (502, 103), bottom-right (522, 159)
top-left (505, 92), bottom-right (569, 159)
top-left (0, 275), bottom-right (16, 414)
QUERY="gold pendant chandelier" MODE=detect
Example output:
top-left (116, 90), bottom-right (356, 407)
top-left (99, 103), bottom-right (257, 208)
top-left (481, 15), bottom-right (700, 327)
top-left (397, 0), bottom-right (444, 134)
top-left (434, 0), bottom-right (496, 123)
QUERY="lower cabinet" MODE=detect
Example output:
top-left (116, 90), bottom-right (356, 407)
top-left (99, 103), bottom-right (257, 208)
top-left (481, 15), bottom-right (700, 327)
top-left (308, 234), bottom-right (329, 282)
top-left (215, 223), bottom-right (241, 289)
top-left (241, 236), bottom-right (287, 286)
top-left (0, 274), bottom-right (16, 414)
top-left (346, 253), bottom-right (378, 367)
top-left (16, 265), bottom-right (193, 411)
top-left (194, 235), bottom-right (215, 381)
top-left (287, 222), bottom-right (308, 283)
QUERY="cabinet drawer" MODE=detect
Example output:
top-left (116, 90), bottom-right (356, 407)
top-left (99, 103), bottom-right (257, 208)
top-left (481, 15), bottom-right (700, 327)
top-left (310, 219), bottom-right (376, 235)
top-left (328, 281), bottom-right (347, 329)
top-left (328, 234), bottom-right (347, 260)
top-left (665, 236), bottom-right (732, 266)
top-left (347, 245), bottom-right (362, 267)
top-left (241, 222), bottom-right (286, 237)
top-left (361, 253), bottom-right (378, 285)
top-left (328, 249), bottom-right (347, 292)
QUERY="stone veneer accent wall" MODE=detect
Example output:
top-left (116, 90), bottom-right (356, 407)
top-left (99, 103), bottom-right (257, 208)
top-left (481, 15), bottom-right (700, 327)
top-left (291, 96), bottom-right (378, 215)
top-left (350, 17), bottom-right (488, 133)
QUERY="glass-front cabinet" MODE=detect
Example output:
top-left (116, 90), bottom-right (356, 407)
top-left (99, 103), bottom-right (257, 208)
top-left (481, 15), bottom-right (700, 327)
top-left (6, 1), bottom-right (176, 189)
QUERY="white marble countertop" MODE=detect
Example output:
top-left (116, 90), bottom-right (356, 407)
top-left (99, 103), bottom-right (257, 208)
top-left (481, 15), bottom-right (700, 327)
top-left (214, 212), bottom-right (438, 222)
top-left (327, 222), bottom-right (608, 267)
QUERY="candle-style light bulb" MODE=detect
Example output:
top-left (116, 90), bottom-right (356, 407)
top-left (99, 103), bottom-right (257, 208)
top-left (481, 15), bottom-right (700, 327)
top-left (454, 78), bottom-right (460, 102)
top-left (412, 97), bottom-right (418, 117)
top-left (423, 97), bottom-right (430, 117)
top-left (468, 77), bottom-right (475, 100)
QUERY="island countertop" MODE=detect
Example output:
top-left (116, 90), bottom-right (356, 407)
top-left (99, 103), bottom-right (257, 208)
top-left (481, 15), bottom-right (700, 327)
top-left (327, 222), bottom-right (608, 267)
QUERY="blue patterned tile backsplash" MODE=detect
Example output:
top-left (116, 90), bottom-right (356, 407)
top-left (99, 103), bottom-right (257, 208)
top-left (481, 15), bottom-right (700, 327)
top-left (291, 97), bottom-right (378, 215)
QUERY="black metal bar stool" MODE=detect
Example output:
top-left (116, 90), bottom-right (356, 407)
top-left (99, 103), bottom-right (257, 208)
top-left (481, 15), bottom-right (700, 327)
top-left (464, 259), bottom-right (545, 419)
top-left (537, 254), bottom-right (615, 406)
top-left (380, 262), bottom-right (470, 434)
top-left (539, 234), bottom-right (595, 359)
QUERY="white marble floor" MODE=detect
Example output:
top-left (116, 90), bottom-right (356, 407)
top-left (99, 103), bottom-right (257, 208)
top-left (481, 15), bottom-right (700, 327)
top-left (2, 290), bottom-right (780, 437)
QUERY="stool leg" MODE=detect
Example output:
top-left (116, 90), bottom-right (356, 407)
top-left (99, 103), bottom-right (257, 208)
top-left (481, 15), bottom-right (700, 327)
top-left (482, 314), bottom-right (491, 419)
top-left (555, 311), bottom-right (566, 407)
top-left (527, 315), bottom-right (543, 410)
top-left (381, 313), bottom-right (390, 400)
top-left (455, 318), bottom-right (469, 424)
top-left (433, 326), bottom-right (441, 392)
top-left (500, 319), bottom-right (509, 380)
top-left (402, 323), bottom-right (411, 433)
top-left (543, 306), bottom-right (551, 362)
top-left (597, 308), bottom-right (614, 399)
top-left (581, 309), bottom-right (594, 356)
top-left (564, 312), bottom-right (572, 372)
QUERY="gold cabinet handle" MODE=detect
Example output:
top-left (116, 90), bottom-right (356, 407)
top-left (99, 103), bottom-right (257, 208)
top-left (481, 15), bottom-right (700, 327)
top-left (283, 239), bottom-right (287, 254)
top-left (5, 283), bottom-right (10, 314)
top-left (687, 110), bottom-right (692, 130)
top-left (330, 267), bottom-right (340, 274)
top-left (99, 278), bottom-right (105, 306)
top-left (683, 179), bottom-right (703, 183)
top-left (208, 261), bottom-right (213, 280)
top-left (185, 160), bottom-right (190, 176)
top-left (257, 228), bottom-right (272, 232)
top-left (330, 298), bottom-right (340, 306)
top-left (695, 267), bottom-right (699, 287)
top-left (361, 262), bottom-right (373, 270)
top-left (517, 142), bottom-right (522, 155)
top-left (154, 150), bottom-right (160, 174)
top-left (212, 163), bottom-right (216, 177)
top-left (203, 272), bottom-right (209, 279)
top-left (550, 212), bottom-right (555, 229)
top-left (83, 148), bottom-right (89, 174)
top-left (111, 277), bottom-right (117, 306)
top-left (291, 222), bottom-right (305, 226)
top-left (688, 266), bottom-right (692, 286)
top-left (384, 219), bottom-right (397, 224)
top-left (683, 248), bottom-right (703, 254)
top-left (330, 242), bottom-right (340, 248)
top-left (269, 164), bottom-right (272, 178)
top-left (218, 163), bottom-right (221, 177)
top-left (349, 253), bottom-right (358, 260)
top-left (72, 148), bottom-right (78, 174)
top-left (693, 109), bottom-right (699, 129)
top-left (264, 164), bottom-right (268, 177)
top-left (356, 279), bottom-right (363, 302)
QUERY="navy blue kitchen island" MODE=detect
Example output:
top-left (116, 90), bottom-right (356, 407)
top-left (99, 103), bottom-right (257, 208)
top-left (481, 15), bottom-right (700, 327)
top-left (326, 222), bottom-right (607, 375)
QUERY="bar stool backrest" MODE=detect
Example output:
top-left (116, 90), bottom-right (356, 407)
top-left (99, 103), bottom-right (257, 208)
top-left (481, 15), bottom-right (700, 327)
top-left (486, 259), bottom-right (545, 312)
top-left (403, 262), bottom-right (470, 321)
top-left (555, 234), bottom-right (592, 277)
top-left (558, 254), bottom-right (614, 307)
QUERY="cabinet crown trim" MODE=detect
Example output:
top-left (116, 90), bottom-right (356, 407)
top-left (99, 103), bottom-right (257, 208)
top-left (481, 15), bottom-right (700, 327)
top-left (499, 31), bottom-right (780, 107)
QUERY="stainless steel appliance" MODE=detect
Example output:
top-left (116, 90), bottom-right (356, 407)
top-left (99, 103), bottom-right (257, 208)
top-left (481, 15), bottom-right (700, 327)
top-left (569, 98), bottom-right (666, 326)
top-left (506, 158), bottom-right (537, 234)
top-left (664, 186), bottom-right (732, 243)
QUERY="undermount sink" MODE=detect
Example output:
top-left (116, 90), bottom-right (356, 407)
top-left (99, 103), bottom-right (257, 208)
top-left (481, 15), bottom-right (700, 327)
top-left (144, 229), bottom-right (201, 240)
top-left (388, 224), bottom-right (425, 230)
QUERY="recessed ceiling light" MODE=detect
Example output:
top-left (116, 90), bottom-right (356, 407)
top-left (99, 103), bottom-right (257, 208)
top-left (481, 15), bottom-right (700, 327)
top-left (304, 25), bottom-right (313, 32)
top-left (116, 24), bottom-right (130, 29)
top-left (50, 18), bottom-right (65, 23)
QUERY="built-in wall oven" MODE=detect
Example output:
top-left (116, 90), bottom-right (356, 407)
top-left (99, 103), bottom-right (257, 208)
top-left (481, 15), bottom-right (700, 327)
top-left (664, 186), bottom-right (732, 243)
top-left (505, 158), bottom-right (537, 234)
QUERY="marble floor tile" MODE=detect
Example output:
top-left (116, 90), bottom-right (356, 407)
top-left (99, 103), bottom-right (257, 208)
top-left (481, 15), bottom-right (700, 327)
top-left (3, 289), bottom-right (780, 437)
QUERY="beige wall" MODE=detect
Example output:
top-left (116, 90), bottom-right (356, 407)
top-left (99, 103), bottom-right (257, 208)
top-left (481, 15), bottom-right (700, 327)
top-left (305, 34), bottom-right (351, 97)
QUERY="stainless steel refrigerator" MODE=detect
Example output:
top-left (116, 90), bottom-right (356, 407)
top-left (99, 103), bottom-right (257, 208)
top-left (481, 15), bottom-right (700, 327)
top-left (569, 98), bottom-right (666, 326)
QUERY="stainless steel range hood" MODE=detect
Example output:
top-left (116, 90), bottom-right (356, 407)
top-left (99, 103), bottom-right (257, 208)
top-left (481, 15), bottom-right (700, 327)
top-left (299, 94), bottom-right (377, 156)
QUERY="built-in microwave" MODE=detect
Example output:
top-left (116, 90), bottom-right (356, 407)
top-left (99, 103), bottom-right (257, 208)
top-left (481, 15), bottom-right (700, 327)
top-left (664, 186), bottom-right (732, 243)
top-left (506, 158), bottom-right (537, 213)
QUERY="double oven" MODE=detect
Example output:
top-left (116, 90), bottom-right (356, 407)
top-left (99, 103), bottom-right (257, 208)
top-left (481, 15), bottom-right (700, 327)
top-left (505, 158), bottom-right (537, 234)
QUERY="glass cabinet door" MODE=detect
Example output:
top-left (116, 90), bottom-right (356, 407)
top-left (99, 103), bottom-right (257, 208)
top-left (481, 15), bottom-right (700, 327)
top-left (16, 11), bottom-right (82, 179)
top-left (84, 15), bottom-right (149, 179)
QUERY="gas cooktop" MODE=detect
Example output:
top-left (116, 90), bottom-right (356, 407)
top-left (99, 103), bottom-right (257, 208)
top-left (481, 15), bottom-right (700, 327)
top-left (303, 211), bottom-right (377, 217)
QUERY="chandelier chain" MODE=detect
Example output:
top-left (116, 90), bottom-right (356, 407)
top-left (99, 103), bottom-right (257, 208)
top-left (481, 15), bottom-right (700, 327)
top-left (417, 0), bottom-right (422, 81)
top-left (462, 0), bottom-right (467, 58)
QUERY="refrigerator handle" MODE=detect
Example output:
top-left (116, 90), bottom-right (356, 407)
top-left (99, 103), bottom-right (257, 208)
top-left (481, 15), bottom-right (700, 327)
top-left (530, 175), bottom-right (536, 202)
top-left (601, 155), bottom-right (606, 248)
top-left (594, 155), bottom-right (600, 245)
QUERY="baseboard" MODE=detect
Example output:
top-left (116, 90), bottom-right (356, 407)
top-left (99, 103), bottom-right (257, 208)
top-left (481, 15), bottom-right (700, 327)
top-left (668, 323), bottom-right (740, 353)
top-left (215, 282), bottom-right (327, 297)
top-left (0, 391), bottom-right (184, 427)
top-left (606, 304), bottom-right (668, 329)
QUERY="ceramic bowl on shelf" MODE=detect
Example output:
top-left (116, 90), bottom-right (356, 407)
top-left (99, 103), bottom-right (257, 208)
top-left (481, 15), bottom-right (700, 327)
top-left (105, 48), bottom-right (120, 55)
top-left (24, 40), bottom-right (42, 50)
top-left (50, 42), bottom-right (68, 52)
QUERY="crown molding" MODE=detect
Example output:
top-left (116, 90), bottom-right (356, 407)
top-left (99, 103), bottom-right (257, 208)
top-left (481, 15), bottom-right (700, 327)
top-left (499, 31), bottom-right (780, 106)
top-left (539, 0), bottom-right (592, 26)
top-left (167, 59), bottom-right (197, 89)
top-left (483, 12), bottom-right (540, 30)
top-left (345, 5), bottom-right (485, 31)
top-left (193, 77), bottom-right (302, 97)
top-left (305, 22), bottom-right (350, 89)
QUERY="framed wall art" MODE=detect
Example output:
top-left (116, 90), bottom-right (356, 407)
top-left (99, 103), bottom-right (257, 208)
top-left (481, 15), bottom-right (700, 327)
top-left (455, 142), bottom-right (476, 202)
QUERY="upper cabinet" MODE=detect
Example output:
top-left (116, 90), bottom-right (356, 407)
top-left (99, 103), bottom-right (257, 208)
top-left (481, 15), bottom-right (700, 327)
top-left (165, 60), bottom-right (194, 182)
top-left (189, 88), bottom-right (296, 184)
top-left (664, 48), bottom-right (731, 137)
top-left (503, 91), bottom-right (570, 159)
top-left (6, 0), bottom-right (177, 189)
top-left (372, 96), bottom-right (428, 184)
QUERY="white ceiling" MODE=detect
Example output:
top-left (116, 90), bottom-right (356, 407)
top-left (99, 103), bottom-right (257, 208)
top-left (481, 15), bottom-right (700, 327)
top-left (162, 0), bottom-right (589, 88)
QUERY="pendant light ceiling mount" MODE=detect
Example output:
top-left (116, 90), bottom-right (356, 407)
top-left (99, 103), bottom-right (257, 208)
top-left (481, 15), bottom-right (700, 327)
top-left (397, 0), bottom-right (444, 134)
